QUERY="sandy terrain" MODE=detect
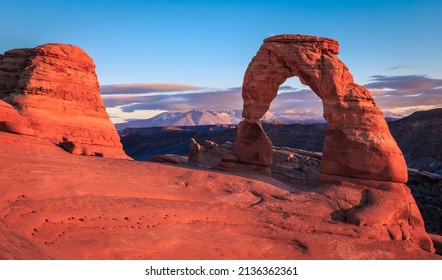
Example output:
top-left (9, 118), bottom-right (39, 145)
top-left (0, 131), bottom-right (439, 260)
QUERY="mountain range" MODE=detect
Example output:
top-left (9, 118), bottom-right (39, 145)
top-left (114, 109), bottom-right (326, 130)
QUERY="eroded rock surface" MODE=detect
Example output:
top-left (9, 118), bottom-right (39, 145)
top-left (0, 43), bottom-right (127, 159)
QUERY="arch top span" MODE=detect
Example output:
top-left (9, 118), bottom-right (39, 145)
top-left (264, 34), bottom-right (339, 54)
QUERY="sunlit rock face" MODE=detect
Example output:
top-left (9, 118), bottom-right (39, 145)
top-left (236, 34), bottom-right (407, 183)
top-left (0, 43), bottom-right (128, 159)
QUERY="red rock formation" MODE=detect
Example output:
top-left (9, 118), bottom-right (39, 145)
top-left (0, 44), bottom-right (127, 159)
top-left (236, 34), bottom-right (407, 183)
top-left (235, 119), bottom-right (273, 167)
top-left (235, 34), bottom-right (433, 253)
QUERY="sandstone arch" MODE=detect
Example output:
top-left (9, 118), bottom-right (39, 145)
top-left (235, 34), bottom-right (407, 183)
top-left (233, 35), bottom-right (436, 253)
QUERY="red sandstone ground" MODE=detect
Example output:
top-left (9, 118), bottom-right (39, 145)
top-left (0, 131), bottom-right (439, 260)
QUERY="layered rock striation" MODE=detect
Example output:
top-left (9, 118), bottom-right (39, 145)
top-left (0, 43), bottom-right (127, 159)
top-left (234, 34), bottom-right (433, 252)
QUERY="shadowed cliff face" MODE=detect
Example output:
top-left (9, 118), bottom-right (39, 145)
top-left (388, 108), bottom-right (442, 175)
top-left (0, 43), bottom-right (127, 159)
top-left (236, 34), bottom-right (407, 184)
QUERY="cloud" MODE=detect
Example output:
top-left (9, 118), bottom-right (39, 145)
top-left (365, 75), bottom-right (442, 97)
top-left (364, 75), bottom-right (442, 116)
top-left (365, 75), bottom-right (442, 91)
top-left (100, 83), bottom-right (209, 108)
top-left (386, 64), bottom-right (416, 70)
top-left (100, 83), bottom-right (202, 95)
top-left (101, 94), bottom-right (156, 107)
top-left (102, 87), bottom-right (243, 112)
top-left (278, 85), bottom-right (299, 91)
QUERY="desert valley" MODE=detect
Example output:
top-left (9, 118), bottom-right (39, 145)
top-left (0, 35), bottom-right (441, 261)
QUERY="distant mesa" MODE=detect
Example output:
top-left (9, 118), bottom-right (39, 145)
top-left (0, 43), bottom-right (128, 159)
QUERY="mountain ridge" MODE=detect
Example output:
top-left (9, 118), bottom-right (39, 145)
top-left (114, 109), bottom-right (326, 130)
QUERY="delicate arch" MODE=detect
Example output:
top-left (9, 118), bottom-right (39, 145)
top-left (234, 34), bottom-right (407, 183)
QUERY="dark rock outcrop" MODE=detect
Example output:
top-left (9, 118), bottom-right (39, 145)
top-left (388, 108), bottom-right (442, 175)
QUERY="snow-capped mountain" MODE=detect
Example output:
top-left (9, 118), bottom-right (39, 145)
top-left (115, 110), bottom-right (242, 130)
top-left (270, 110), bottom-right (325, 124)
top-left (114, 109), bottom-right (324, 130)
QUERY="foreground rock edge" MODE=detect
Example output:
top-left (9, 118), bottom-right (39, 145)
top-left (0, 131), bottom-right (439, 259)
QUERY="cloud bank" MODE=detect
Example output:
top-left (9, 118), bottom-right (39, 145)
top-left (386, 64), bottom-right (416, 70)
top-left (102, 75), bottom-right (442, 123)
top-left (100, 83), bottom-right (202, 94)
top-left (365, 75), bottom-right (442, 116)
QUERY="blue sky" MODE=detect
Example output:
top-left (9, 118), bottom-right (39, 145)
top-left (1, 0), bottom-right (441, 123)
